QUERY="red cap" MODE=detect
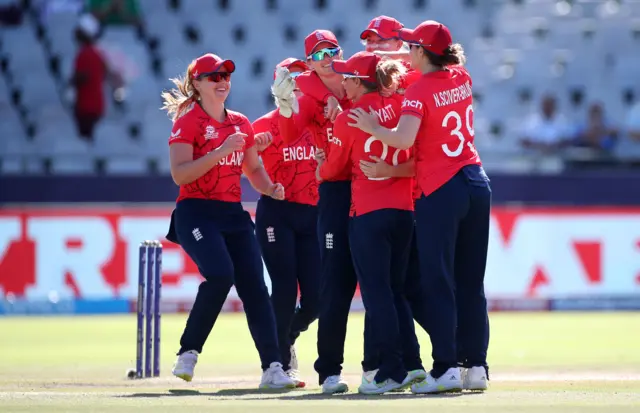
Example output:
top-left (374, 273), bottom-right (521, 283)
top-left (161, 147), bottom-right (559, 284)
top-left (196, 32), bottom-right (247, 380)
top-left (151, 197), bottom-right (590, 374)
top-left (304, 30), bottom-right (339, 57)
top-left (397, 20), bottom-right (452, 56)
top-left (191, 53), bottom-right (235, 80)
top-left (360, 15), bottom-right (403, 40)
top-left (331, 51), bottom-right (381, 83)
top-left (277, 57), bottom-right (308, 72)
top-left (274, 57), bottom-right (308, 79)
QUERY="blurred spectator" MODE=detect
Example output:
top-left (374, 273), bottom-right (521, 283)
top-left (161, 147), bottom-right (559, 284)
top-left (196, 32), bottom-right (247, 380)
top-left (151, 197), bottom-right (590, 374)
top-left (520, 95), bottom-right (573, 154)
top-left (70, 14), bottom-right (106, 142)
top-left (573, 103), bottom-right (618, 153)
top-left (87, 0), bottom-right (145, 35)
top-left (0, 2), bottom-right (23, 26)
top-left (626, 101), bottom-right (640, 142)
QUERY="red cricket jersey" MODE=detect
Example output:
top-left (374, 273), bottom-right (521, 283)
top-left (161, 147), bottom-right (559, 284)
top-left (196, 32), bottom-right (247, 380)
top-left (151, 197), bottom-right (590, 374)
top-left (74, 45), bottom-right (106, 115)
top-left (295, 71), bottom-right (351, 109)
top-left (253, 109), bottom-right (319, 206)
top-left (401, 66), bottom-right (481, 198)
top-left (168, 103), bottom-right (255, 203)
top-left (398, 61), bottom-right (421, 94)
top-left (319, 93), bottom-right (413, 216)
top-left (279, 72), bottom-right (352, 181)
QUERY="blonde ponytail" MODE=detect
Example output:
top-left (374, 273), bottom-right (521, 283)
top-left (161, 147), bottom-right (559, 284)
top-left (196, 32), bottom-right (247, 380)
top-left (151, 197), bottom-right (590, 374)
top-left (161, 61), bottom-right (199, 121)
top-left (375, 59), bottom-right (407, 89)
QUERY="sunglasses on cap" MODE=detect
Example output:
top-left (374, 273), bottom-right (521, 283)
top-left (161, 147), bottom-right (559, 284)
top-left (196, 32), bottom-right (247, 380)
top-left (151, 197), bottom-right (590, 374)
top-left (360, 39), bottom-right (400, 50)
top-left (307, 47), bottom-right (341, 62)
top-left (198, 72), bottom-right (231, 82)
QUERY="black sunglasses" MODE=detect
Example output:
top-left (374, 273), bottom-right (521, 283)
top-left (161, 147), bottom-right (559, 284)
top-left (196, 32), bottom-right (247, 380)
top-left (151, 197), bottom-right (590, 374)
top-left (199, 72), bottom-right (231, 82)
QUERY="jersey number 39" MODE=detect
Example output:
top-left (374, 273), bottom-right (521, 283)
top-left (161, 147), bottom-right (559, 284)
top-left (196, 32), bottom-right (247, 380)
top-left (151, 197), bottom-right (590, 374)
top-left (442, 104), bottom-right (475, 158)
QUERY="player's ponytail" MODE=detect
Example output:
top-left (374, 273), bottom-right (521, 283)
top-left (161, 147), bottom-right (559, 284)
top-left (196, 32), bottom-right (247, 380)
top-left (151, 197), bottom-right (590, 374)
top-left (161, 61), bottom-right (200, 121)
top-left (427, 43), bottom-right (466, 67)
top-left (375, 59), bottom-right (407, 90)
top-left (360, 59), bottom-right (407, 93)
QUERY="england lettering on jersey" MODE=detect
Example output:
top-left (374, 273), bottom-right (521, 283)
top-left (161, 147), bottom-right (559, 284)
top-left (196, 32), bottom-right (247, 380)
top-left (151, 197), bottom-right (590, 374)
top-left (253, 109), bottom-right (319, 205)
top-left (167, 104), bottom-right (255, 203)
top-left (218, 151), bottom-right (244, 166)
top-left (283, 146), bottom-right (315, 162)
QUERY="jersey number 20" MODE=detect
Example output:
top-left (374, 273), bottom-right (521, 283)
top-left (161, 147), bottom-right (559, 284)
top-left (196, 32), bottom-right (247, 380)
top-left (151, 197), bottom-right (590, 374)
top-left (442, 104), bottom-right (475, 158)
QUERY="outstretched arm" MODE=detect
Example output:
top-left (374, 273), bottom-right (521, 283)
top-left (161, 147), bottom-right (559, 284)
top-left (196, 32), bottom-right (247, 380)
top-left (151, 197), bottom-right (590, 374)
top-left (348, 108), bottom-right (421, 150)
top-left (359, 156), bottom-right (415, 179)
top-left (243, 146), bottom-right (284, 199)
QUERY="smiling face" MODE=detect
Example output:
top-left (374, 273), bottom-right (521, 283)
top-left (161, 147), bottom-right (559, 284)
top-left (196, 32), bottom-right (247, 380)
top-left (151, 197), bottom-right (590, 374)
top-left (362, 33), bottom-right (403, 53)
top-left (193, 68), bottom-right (231, 103)
top-left (307, 41), bottom-right (343, 77)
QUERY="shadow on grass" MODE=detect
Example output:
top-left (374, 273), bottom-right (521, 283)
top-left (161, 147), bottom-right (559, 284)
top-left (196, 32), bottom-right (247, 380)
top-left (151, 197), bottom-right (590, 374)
top-left (120, 388), bottom-right (481, 400)
top-left (271, 391), bottom-right (473, 401)
top-left (121, 388), bottom-right (302, 398)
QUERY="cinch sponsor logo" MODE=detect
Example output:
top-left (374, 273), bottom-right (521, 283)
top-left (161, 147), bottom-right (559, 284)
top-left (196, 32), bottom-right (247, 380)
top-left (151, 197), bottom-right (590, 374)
top-left (402, 99), bottom-right (423, 110)
top-left (326, 127), bottom-right (341, 146)
top-left (328, 136), bottom-right (342, 146)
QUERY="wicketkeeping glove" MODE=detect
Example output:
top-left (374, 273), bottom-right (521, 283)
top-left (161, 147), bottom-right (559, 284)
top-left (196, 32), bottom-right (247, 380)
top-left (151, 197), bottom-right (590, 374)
top-left (271, 67), bottom-right (299, 118)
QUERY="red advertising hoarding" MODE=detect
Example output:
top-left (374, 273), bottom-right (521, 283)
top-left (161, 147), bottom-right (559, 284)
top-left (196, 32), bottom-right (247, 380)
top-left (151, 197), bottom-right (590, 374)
top-left (1, 206), bottom-right (639, 313)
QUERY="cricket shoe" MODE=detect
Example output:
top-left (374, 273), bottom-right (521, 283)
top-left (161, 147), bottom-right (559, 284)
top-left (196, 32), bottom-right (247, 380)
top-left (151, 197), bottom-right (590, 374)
top-left (286, 369), bottom-right (306, 388)
top-left (393, 369), bottom-right (429, 391)
top-left (289, 345), bottom-right (299, 370)
top-left (172, 350), bottom-right (198, 382)
top-left (359, 373), bottom-right (414, 395)
top-left (407, 369), bottom-right (428, 383)
top-left (362, 369), bottom-right (378, 385)
top-left (322, 375), bottom-right (349, 394)
top-left (462, 366), bottom-right (488, 391)
top-left (411, 367), bottom-right (463, 394)
top-left (259, 362), bottom-right (296, 389)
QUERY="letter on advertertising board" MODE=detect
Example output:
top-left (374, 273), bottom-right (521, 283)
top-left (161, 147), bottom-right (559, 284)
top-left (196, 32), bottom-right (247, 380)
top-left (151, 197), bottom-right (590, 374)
top-left (1, 206), bottom-right (639, 314)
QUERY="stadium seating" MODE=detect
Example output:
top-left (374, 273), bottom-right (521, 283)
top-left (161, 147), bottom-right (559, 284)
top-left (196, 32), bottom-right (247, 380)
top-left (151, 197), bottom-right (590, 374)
top-left (0, 0), bottom-right (639, 175)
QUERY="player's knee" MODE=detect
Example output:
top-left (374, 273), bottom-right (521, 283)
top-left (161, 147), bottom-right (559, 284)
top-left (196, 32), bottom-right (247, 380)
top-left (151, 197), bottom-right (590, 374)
top-left (199, 259), bottom-right (233, 286)
top-left (197, 276), bottom-right (233, 298)
top-left (199, 261), bottom-right (235, 288)
top-left (236, 271), bottom-right (270, 303)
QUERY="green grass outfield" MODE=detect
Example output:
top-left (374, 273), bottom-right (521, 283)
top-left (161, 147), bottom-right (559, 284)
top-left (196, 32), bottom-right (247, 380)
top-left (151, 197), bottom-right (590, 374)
top-left (1, 312), bottom-right (639, 412)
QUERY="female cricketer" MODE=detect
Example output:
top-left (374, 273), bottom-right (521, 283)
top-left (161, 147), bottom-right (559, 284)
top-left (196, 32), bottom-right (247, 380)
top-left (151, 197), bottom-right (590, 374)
top-left (252, 57), bottom-right (320, 388)
top-left (317, 51), bottom-right (424, 394)
top-left (162, 53), bottom-right (295, 389)
top-left (348, 21), bottom-right (492, 394)
top-left (271, 30), bottom-right (357, 393)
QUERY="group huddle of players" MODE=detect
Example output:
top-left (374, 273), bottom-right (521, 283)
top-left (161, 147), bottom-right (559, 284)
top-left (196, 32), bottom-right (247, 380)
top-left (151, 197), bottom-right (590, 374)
top-left (163, 14), bottom-right (492, 395)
